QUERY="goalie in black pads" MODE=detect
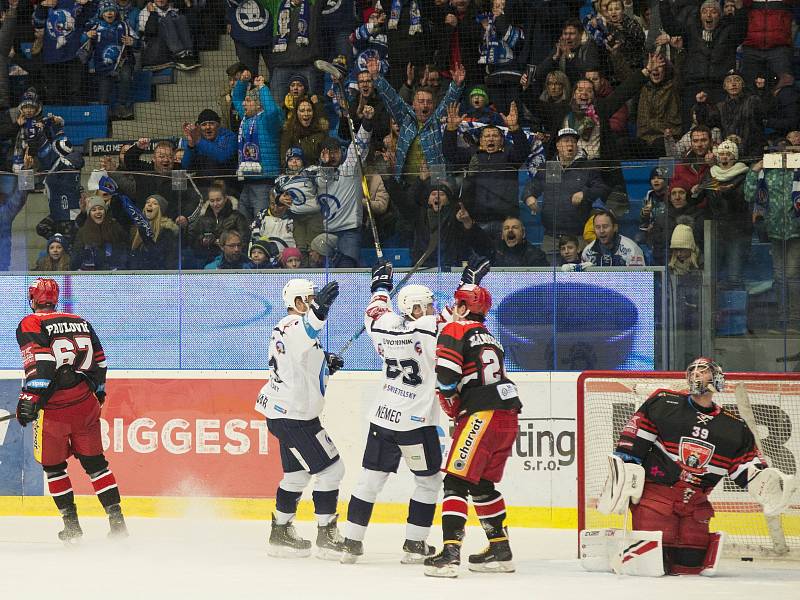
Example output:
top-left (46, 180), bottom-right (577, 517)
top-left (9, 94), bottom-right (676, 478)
top-left (583, 357), bottom-right (798, 576)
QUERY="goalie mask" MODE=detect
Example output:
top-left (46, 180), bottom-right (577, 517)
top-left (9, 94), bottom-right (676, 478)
top-left (397, 284), bottom-right (434, 319)
top-left (282, 278), bottom-right (316, 311)
top-left (686, 357), bottom-right (725, 394)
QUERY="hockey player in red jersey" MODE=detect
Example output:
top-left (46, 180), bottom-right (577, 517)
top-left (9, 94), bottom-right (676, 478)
top-left (16, 278), bottom-right (128, 543)
top-left (424, 260), bottom-right (522, 578)
top-left (596, 357), bottom-right (797, 575)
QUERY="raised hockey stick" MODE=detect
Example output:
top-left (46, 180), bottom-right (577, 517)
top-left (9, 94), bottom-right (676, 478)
top-left (315, 59), bottom-right (383, 259)
top-left (734, 383), bottom-right (790, 555)
top-left (337, 229), bottom-right (441, 356)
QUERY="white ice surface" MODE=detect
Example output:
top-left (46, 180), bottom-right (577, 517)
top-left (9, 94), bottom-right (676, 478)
top-left (1, 517), bottom-right (798, 600)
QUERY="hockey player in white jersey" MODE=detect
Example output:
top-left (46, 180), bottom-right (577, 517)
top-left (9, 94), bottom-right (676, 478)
top-left (255, 278), bottom-right (347, 559)
top-left (340, 256), bottom-right (490, 564)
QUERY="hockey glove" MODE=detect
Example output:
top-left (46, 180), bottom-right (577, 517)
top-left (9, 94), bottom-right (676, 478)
top-left (437, 390), bottom-right (462, 419)
top-left (460, 253), bottom-right (491, 286)
top-left (16, 391), bottom-right (41, 426)
top-left (325, 352), bottom-right (344, 375)
top-left (95, 383), bottom-right (107, 406)
top-left (311, 281), bottom-right (339, 320)
top-left (371, 259), bottom-right (394, 293)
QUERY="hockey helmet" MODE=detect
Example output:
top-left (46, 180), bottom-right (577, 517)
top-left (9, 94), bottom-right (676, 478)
top-left (29, 277), bottom-right (59, 306)
top-left (686, 356), bottom-right (725, 394)
top-left (454, 284), bottom-right (492, 317)
top-left (282, 278), bottom-right (317, 310)
top-left (397, 284), bottom-right (434, 319)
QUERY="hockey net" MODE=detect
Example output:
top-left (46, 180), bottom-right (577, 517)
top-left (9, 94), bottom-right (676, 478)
top-left (578, 371), bottom-right (800, 559)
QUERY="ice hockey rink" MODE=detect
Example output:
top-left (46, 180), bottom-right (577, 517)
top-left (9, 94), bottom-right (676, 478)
top-left (1, 517), bottom-right (797, 600)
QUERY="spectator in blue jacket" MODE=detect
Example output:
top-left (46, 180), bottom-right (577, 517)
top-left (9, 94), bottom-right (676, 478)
top-left (365, 55), bottom-right (464, 183)
top-left (180, 108), bottom-right (238, 178)
top-left (225, 0), bottom-right (272, 76)
top-left (33, 0), bottom-right (97, 104)
top-left (204, 229), bottom-right (250, 269)
top-left (83, 0), bottom-right (138, 120)
top-left (0, 173), bottom-right (27, 271)
top-left (232, 70), bottom-right (284, 222)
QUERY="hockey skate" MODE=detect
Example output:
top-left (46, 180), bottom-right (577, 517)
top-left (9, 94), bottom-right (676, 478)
top-left (58, 504), bottom-right (83, 545)
top-left (107, 504), bottom-right (129, 539)
top-left (401, 539), bottom-right (436, 564)
top-left (468, 538), bottom-right (515, 573)
top-left (315, 515), bottom-right (347, 560)
top-left (268, 514), bottom-right (312, 558)
top-left (423, 542), bottom-right (461, 578)
top-left (339, 537), bottom-right (364, 564)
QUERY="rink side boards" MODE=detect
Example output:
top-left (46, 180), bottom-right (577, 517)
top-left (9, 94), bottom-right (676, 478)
top-left (0, 370), bottom-right (580, 527)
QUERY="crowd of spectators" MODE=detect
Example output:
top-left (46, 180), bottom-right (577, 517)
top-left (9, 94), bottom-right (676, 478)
top-left (0, 0), bottom-right (798, 329)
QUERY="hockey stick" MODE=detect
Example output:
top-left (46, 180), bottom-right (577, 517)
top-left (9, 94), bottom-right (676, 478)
top-left (337, 229), bottom-right (441, 356)
top-left (315, 59), bottom-right (383, 259)
top-left (734, 383), bottom-right (790, 555)
top-left (0, 413), bottom-right (14, 423)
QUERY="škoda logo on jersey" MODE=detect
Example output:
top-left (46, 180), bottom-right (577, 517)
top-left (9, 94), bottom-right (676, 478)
top-left (678, 437), bottom-right (715, 474)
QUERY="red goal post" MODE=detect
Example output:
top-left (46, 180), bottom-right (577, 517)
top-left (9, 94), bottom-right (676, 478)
top-left (577, 371), bottom-right (800, 559)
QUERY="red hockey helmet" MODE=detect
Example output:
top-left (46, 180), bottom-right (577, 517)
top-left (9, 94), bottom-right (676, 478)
top-left (454, 284), bottom-right (492, 316)
top-left (29, 278), bottom-right (59, 306)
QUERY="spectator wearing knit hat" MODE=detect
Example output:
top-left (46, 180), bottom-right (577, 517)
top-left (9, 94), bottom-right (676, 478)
top-left (307, 232), bottom-right (356, 268)
top-left (462, 86), bottom-right (503, 126)
top-left (33, 233), bottom-right (71, 271)
top-left (245, 237), bottom-right (278, 269)
top-left (129, 194), bottom-right (180, 270)
top-left (647, 179), bottom-right (704, 266)
top-left (279, 246), bottom-right (303, 268)
top-left (696, 138), bottom-right (751, 288)
top-left (71, 195), bottom-right (130, 271)
top-left (669, 218), bottom-right (701, 276)
top-left (281, 73), bottom-right (315, 117)
top-left (180, 108), bottom-right (238, 178)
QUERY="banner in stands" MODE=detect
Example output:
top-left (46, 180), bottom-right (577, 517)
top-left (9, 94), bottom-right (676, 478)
top-left (0, 272), bottom-right (656, 372)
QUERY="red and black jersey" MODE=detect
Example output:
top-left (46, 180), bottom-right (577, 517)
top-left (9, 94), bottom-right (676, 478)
top-left (614, 390), bottom-right (765, 491)
top-left (16, 310), bottom-right (107, 409)
top-left (436, 320), bottom-right (522, 416)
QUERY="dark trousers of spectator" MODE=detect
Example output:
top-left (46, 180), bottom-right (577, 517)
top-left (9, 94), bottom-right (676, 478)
top-left (741, 47), bottom-right (793, 87)
top-left (43, 59), bottom-right (85, 105)
top-left (160, 12), bottom-right (194, 57)
top-left (234, 41), bottom-right (271, 78)
top-left (321, 29), bottom-right (352, 68)
top-left (772, 238), bottom-right (800, 329)
top-left (97, 64), bottom-right (134, 109)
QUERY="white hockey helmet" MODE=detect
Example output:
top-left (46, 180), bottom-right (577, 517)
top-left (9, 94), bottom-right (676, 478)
top-left (397, 284), bottom-right (434, 319)
top-left (686, 356), bottom-right (725, 394)
top-left (283, 278), bottom-right (317, 310)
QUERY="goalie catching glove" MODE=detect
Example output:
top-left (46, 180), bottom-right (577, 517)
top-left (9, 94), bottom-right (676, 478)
top-left (748, 466), bottom-right (798, 517)
top-left (598, 454), bottom-right (645, 514)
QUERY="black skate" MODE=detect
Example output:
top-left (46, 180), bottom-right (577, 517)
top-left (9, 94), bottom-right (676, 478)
top-left (401, 539), bottom-right (436, 564)
top-left (58, 504), bottom-right (83, 545)
top-left (468, 538), bottom-right (515, 573)
top-left (316, 515), bottom-right (346, 560)
top-left (339, 537), bottom-right (364, 564)
top-left (268, 514), bottom-right (312, 558)
top-left (423, 542), bottom-right (461, 578)
top-left (107, 504), bottom-right (129, 539)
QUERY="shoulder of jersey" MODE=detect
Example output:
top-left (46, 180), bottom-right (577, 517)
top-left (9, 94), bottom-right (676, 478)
top-left (20, 312), bottom-right (84, 332)
top-left (719, 406), bottom-right (744, 423)
top-left (441, 320), bottom-right (476, 339)
top-left (648, 388), bottom-right (687, 402)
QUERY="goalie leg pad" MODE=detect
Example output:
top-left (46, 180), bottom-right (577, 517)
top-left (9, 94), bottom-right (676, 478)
top-left (580, 529), bottom-right (665, 576)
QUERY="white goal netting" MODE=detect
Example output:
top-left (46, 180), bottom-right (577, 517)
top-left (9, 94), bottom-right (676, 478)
top-left (578, 372), bottom-right (800, 559)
